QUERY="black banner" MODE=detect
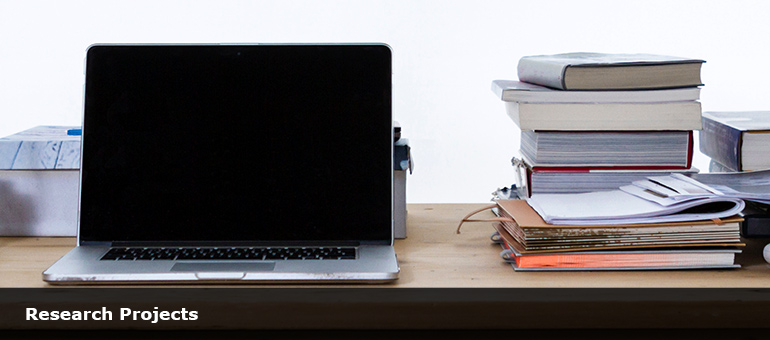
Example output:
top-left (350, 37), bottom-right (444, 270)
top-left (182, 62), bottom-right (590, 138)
top-left (1, 288), bottom-right (769, 330)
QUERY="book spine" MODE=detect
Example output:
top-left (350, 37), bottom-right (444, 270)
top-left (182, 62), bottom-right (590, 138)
top-left (699, 116), bottom-right (742, 171)
top-left (686, 131), bottom-right (694, 169)
top-left (526, 165), bottom-right (533, 197)
top-left (517, 57), bottom-right (567, 90)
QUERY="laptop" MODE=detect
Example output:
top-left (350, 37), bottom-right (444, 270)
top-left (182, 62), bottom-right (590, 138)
top-left (43, 44), bottom-right (400, 283)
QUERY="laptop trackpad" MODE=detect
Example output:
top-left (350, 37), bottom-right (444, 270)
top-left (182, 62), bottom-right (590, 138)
top-left (171, 262), bottom-right (276, 272)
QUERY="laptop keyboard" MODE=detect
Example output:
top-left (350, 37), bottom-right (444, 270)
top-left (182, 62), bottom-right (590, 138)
top-left (100, 247), bottom-right (357, 261)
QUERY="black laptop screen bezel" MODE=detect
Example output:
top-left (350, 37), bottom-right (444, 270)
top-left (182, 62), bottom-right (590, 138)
top-left (78, 44), bottom-right (393, 246)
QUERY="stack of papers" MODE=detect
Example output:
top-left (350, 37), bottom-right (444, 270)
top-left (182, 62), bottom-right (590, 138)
top-left (528, 174), bottom-right (745, 225)
top-left (688, 169), bottom-right (770, 204)
top-left (488, 172), bottom-right (770, 271)
top-left (492, 200), bottom-right (742, 271)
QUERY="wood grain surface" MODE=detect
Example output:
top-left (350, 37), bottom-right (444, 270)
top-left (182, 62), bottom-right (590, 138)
top-left (2, 203), bottom-right (770, 288)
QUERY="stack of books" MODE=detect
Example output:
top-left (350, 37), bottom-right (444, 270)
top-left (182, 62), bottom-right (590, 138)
top-left (492, 52), bottom-right (705, 196)
top-left (481, 52), bottom-right (749, 270)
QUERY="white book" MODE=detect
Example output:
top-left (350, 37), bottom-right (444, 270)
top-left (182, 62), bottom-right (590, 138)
top-left (505, 101), bottom-right (702, 131)
top-left (492, 80), bottom-right (701, 103)
top-left (520, 130), bottom-right (692, 167)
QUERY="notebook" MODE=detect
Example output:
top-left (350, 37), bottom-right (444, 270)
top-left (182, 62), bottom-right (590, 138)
top-left (43, 44), bottom-right (399, 283)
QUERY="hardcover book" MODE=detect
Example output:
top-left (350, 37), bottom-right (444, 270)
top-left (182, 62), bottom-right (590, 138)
top-left (512, 157), bottom-right (698, 196)
top-left (700, 111), bottom-right (770, 171)
top-left (492, 80), bottom-right (701, 103)
top-left (520, 130), bottom-right (693, 168)
top-left (517, 52), bottom-right (705, 90)
top-left (504, 101), bottom-right (702, 131)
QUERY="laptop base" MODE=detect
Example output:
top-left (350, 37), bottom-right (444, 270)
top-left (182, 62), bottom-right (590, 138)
top-left (44, 245), bottom-right (399, 284)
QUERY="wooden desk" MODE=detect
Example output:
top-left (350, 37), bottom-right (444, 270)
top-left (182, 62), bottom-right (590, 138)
top-left (3, 204), bottom-right (770, 288)
top-left (1, 204), bottom-right (770, 330)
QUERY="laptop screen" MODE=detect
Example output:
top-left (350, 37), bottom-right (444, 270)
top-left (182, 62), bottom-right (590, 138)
top-left (79, 45), bottom-right (392, 245)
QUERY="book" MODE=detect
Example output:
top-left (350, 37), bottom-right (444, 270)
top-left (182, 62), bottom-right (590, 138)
top-left (527, 174), bottom-right (746, 225)
top-left (517, 52), bottom-right (705, 90)
top-left (492, 80), bottom-right (701, 103)
top-left (520, 130), bottom-right (693, 168)
top-left (492, 226), bottom-right (741, 271)
top-left (512, 157), bottom-right (698, 196)
top-left (504, 101), bottom-right (702, 131)
top-left (494, 199), bottom-right (743, 253)
top-left (700, 111), bottom-right (770, 171)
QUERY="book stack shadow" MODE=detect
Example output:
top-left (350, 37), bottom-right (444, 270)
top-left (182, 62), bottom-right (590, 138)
top-left (488, 53), bottom-right (746, 271)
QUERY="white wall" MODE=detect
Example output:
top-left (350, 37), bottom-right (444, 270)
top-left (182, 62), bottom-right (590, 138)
top-left (1, 0), bottom-right (768, 203)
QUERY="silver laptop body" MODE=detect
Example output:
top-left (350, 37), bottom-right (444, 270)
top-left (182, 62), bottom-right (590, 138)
top-left (43, 44), bottom-right (399, 283)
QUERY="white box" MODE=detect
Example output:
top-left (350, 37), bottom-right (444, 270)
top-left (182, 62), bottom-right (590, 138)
top-left (0, 170), bottom-right (79, 236)
top-left (0, 126), bottom-right (80, 236)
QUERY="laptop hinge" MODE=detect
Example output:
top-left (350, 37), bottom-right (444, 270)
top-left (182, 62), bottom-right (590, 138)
top-left (80, 241), bottom-right (384, 247)
top-left (359, 240), bottom-right (391, 246)
top-left (79, 241), bottom-right (113, 247)
top-left (106, 241), bottom-right (364, 248)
